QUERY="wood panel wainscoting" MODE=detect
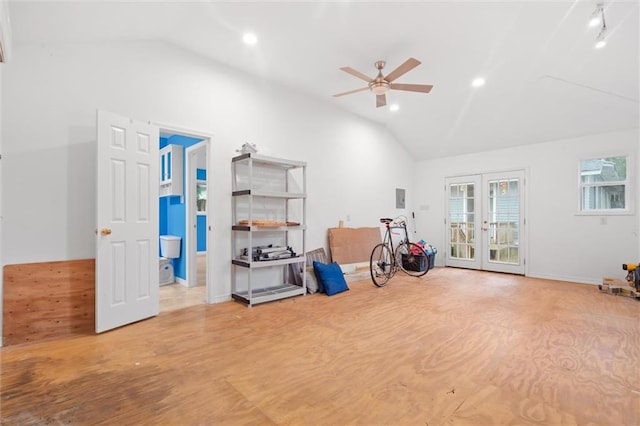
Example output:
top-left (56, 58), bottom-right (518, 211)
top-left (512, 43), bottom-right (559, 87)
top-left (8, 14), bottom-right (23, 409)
top-left (3, 259), bottom-right (95, 346)
top-left (1, 268), bottom-right (639, 425)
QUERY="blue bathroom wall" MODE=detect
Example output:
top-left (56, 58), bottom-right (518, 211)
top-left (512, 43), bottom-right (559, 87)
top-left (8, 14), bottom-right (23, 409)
top-left (159, 135), bottom-right (203, 281)
top-left (197, 216), bottom-right (207, 252)
top-left (196, 168), bottom-right (207, 253)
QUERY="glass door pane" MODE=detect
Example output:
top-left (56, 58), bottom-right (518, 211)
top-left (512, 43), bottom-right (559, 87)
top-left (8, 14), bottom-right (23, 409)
top-left (445, 176), bottom-right (481, 270)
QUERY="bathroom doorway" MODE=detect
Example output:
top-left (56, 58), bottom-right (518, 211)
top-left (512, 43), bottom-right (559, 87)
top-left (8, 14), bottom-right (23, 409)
top-left (158, 127), bottom-right (211, 313)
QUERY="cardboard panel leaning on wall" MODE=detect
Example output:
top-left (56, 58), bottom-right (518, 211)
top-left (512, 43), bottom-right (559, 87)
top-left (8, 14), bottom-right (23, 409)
top-left (328, 227), bottom-right (381, 264)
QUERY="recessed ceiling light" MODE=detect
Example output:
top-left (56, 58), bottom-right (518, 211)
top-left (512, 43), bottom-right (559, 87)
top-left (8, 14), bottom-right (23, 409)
top-left (242, 33), bottom-right (258, 46)
top-left (588, 16), bottom-right (601, 27)
top-left (389, 104), bottom-right (399, 111)
top-left (471, 77), bottom-right (486, 88)
top-left (595, 39), bottom-right (607, 49)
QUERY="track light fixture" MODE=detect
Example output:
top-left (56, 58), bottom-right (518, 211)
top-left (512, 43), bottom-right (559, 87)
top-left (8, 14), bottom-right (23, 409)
top-left (589, 3), bottom-right (604, 27)
top-left (590, 2), bottom-right (607, 49)
top-left (595, 27), bottom-right (607, 49)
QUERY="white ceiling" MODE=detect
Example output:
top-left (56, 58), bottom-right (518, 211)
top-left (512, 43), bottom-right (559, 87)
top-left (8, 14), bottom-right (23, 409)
top-left (8, 1), bottom-right (640, 160)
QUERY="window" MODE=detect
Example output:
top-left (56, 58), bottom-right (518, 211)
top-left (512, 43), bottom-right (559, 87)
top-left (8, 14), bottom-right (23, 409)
top-left (196, 181), bottom-right (207, 213)
top-left (579, 155), bottom-right (630, 213)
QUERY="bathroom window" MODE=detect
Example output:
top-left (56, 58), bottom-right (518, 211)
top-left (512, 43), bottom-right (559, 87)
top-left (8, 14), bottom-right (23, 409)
top-left (196, 180), bottom-right (207, 213)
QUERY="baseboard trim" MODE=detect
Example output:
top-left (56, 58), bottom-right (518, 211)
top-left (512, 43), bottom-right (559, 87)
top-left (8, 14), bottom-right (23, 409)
top-left (210, 293), bottom-right (232, 304)
top-left (526, 273), bottom-right (600, 286)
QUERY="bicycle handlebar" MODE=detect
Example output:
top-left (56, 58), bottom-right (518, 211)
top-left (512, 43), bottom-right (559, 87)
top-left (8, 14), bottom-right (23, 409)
top-left (380, 217), bottom-right (406, 226)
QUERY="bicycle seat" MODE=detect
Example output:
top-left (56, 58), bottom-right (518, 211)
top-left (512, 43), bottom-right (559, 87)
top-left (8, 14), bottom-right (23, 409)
top-left (380, 218), bottom-right (393, 224)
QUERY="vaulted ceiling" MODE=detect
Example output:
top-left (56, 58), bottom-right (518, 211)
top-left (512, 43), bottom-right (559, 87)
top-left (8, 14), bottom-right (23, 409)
top-left (8, 1), bottom-right (640, 159)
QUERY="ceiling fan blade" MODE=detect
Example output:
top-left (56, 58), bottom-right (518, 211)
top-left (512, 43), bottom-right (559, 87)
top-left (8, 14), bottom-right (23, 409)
top-left (376, 94), bottom-right (386, 108)
top-left (340, 66), bottom-right (373, 83)
top-left (384, 57), bottom-right (421, 83)
top-left (333, 87), bottom-right (369, 97)
top-left (390, 83), bottom-right (433, 93)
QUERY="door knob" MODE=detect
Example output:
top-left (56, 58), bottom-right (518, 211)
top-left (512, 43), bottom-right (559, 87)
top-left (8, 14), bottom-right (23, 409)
top-left (100, 228), bottom-right (112, 236)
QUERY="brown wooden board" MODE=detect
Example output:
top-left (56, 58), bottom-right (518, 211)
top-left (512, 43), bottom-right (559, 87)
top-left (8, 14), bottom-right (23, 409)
top-left (3, 259), bottom-right (95, 345)
top-left (328, 227), bottom-right (381, 264)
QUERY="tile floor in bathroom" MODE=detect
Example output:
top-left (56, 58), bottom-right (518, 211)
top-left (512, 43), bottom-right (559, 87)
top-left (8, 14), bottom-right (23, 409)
top-left (159, 253), bottom-right (207, 313)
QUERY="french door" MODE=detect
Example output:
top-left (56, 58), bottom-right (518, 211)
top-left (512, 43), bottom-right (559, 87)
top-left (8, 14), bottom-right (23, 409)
top-left (445, 170), bottom-right (525, 274)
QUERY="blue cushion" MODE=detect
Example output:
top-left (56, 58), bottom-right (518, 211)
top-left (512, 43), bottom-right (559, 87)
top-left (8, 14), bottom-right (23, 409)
top-left (312, 262), bottom-right (325, 293)
top-left (313, 261), bottom-right (349, 296)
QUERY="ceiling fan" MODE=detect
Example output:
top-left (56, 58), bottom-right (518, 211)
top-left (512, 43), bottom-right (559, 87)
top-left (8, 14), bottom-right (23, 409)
top-left (333, 57), bottom-right (433, 108)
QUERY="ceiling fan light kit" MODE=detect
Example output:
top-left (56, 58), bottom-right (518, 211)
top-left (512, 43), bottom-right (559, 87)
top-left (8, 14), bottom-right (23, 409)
top-left (369, 81), bottom-right (390, 95)
top-left (333, 57), bottom-right (433, 108)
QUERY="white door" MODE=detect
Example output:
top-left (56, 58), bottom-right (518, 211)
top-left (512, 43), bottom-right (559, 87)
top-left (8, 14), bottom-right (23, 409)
top-left (481, 171), bottom-right (525, 274)
top-left (446, 170), bottom-right (525, 274)
top-left (96, 110), bottom-right (159, 333)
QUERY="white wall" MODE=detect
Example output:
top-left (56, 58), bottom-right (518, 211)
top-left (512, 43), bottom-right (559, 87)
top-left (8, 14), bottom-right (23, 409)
top-left (0, 61), bottom-right (3, 346)
top-left (415, 130), bottom-right (639, 284)
top-left (0, 0), bottom-right (10, 62)
top-left (1, 40), bottom-right (416, 301)
top-left (0, 0), bottom-right (9, 346)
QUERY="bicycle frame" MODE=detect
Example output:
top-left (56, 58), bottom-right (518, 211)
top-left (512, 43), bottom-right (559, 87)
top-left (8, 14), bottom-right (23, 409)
top-left (381, 220), bottom-right (411, 268)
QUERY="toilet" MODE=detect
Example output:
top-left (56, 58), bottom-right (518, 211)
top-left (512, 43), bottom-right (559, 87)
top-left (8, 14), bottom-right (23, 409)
top-left (159, 235), bottom-right (181, 285)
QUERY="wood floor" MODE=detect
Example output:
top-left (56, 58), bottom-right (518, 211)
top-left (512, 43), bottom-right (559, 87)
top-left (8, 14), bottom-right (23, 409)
top-left (1, 268), bottom-right (639, 425)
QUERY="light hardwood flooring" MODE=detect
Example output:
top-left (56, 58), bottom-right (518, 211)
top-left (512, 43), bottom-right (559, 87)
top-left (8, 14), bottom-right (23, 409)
top-left (159, 253), bottom-right (206, 312)
top-left (1, 268), bottom-right (639, 425)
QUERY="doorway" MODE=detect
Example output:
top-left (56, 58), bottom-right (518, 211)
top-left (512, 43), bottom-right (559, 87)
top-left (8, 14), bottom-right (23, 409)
top-left (445, 170), bottom-right (526, 274)
top-left (185, 142), bottom-right (208, 288)
top-left (158, 129), bottom-right (211, 313)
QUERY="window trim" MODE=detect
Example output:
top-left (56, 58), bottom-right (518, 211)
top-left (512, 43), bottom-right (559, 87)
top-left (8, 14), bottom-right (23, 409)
top-left (576, 153), bottom-right (634, 216)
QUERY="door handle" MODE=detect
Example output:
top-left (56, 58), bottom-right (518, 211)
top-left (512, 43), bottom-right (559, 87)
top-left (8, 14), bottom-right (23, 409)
top-left (100, 228), bottom-right (112, 236)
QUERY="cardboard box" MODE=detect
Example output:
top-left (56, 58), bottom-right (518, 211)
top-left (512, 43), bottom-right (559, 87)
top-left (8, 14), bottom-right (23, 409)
top-left (602, 277), bottom-right (627, 286)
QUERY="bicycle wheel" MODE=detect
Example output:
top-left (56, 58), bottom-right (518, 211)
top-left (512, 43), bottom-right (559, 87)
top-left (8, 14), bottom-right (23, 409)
top-left (370, 243), bottom-right (394, 287)
top-left (396, 242), bottom-right (430, 277)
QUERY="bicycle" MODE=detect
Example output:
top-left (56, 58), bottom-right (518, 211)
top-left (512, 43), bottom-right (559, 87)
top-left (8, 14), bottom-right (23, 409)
top-left (370, 216), bottom-right (430, 287)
